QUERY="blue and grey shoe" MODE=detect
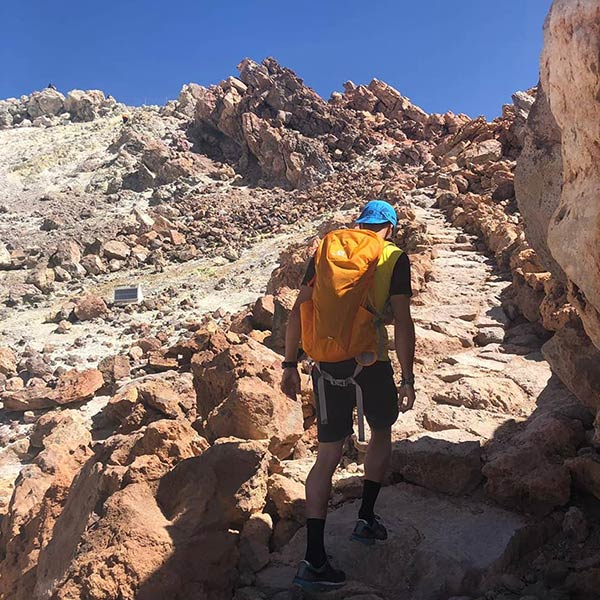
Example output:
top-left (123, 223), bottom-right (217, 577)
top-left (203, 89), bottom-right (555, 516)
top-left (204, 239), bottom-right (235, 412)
top-left (350, 515), bottom-right (388, 545)
top-left (292, 559), bottom-right (346, 592)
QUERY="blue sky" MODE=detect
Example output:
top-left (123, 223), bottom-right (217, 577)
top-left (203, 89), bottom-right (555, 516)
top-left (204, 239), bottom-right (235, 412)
top-left (2, 0), bottom-right (551, 119)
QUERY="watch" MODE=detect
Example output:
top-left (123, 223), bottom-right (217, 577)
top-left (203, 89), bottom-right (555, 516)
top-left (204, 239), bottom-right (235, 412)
top-left (282, 361), bottom-right (298, 369)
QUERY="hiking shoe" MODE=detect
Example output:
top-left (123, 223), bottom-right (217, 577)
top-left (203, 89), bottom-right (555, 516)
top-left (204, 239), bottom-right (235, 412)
top-left (351, 515), bottom-right (388, 545)
top-left (292, 559), bottom-right (346, 592)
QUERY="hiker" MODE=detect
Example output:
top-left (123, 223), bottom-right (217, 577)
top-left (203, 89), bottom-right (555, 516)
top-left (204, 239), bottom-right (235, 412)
top-left (280, 199), bottom-right (416, 592)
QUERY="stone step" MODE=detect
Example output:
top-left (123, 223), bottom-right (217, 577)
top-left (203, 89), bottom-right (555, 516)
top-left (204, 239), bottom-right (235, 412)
top-left (257, 483), bottom-right (547, 600)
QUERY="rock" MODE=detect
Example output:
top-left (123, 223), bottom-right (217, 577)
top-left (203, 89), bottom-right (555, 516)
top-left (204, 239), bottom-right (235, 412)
top-left (267, 473), bottom-right (305, 521)
top-left (80, 254), bottom-right (106, 275)
top-left (48, 240), bottom-right (83, 276)
top-left (102, 239), bottom-right (130, 261)
top-left (566, 455), bottom-right (600, 500)
top-left (1, 384), bottom-right (57, 411)
top-left (252, 295), bottom-right (275, 330)
top-left (192, 336), bottom-right (282, 420)
top-left (27, 88), bottom-right (65, 119)
top-left (484, 445), bottom-right (570, 516)
top-left (207, 376), bottom-right (303, 459)
top-left (23, 410), bottom-right (37, 424)
top-left (475, 327), bottom-right (505, 346)
top-left (26, 267), bottom-right (56, 293)
top-left (514, 84), bottom-right (564, 278)
top-left (432, 376), bottom-right (530, 414)
top-left (562, 506), bottom-right (588, 542)
top-left (239, 513), bottom-right (273, 575)
top-left (270, 287), bottom-right (296, 352)
top-left (40, 216), bottom-right (64, 231)
top-left (541, 323), bottom-right (600, 413)
top-left (422, 404), bottom-right (508, 439)
top-left (73, 294), bottom-right (109, 321)
top-left (0, 410), bottom-right (92, 599)
top-left (484, 411), bottom-right (584, 515)
top-left (64, 89), bottom-right (111, 122)
top-left (158, 438), bottom-right (270, 527)
top-left (500, 573), bottom-right (524, 593)
top-left (0, 347), bottom-right (17, 376)
top-left (539, 1), bottom-right (600, 348)
top-left (147, 351), bottom-right (179, 372)
top-left (52, 368), bottom-right (104, 405)
top-left (108, 372), bottom-right (196, 426)
top-left (390, 430), bottom-right (483, 496)
top-left (98, 354), bottom-right (131, 388)
top-left (0, 242), bottom-right (11, 268)
top-left (2, 368), bottom-right (103, 411)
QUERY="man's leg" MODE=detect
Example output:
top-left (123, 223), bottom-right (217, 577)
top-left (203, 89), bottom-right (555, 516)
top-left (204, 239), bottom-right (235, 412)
top-left (304, 439), bottom-right (345, 566)
top-left (354, 361), bottom-right (398, 539)
top-left (359, 426), bottom-right (391, 524)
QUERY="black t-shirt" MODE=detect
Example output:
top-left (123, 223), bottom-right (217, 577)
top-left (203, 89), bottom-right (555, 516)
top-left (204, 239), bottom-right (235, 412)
top-left (301, 251), bottom-right (413, 297)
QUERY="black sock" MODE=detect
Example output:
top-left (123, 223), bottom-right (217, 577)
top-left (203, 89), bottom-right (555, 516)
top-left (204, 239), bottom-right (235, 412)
top-left (358, 479), bottom-right (381, 525)
top-left (305, 518), bottom-right (326, 568)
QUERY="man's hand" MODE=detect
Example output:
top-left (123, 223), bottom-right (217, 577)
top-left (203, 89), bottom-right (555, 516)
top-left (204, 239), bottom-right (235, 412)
top-left (399, 383), bottom-right (416, 413)
top-left (281, 367), bottom-right (301, 400)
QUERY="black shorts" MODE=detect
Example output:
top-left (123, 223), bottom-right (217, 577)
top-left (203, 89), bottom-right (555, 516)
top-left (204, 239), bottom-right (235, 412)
top-left (312, 360), bottom-right (399, 443)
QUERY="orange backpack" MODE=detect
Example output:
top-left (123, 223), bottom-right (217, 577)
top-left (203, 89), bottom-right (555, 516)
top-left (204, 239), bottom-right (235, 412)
top-left (300, 229), bottom-right (384, 364)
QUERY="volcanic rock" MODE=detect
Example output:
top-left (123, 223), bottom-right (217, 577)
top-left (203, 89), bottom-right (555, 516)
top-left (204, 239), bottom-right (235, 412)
top-left (391, 430), bottom-right (483, 496)
top-left (206, 376), bottom-right (303, 459)
top-left (73, 294), bottom-right (109, 321)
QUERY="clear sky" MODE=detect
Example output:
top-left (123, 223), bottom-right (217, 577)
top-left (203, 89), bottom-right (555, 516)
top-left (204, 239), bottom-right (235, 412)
top-left (1, 0), bottom-right (552, 120)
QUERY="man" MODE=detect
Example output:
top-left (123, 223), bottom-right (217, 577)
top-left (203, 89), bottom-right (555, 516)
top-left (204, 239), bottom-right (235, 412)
top-left (280, 199), bottom-right (416, 591)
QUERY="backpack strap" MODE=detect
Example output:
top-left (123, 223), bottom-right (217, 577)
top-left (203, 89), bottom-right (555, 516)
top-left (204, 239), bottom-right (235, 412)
top-left (313, 363), bottom-right (366, 442)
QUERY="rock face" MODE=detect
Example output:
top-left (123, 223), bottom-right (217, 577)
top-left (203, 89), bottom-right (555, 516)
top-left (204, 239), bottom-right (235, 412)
top-left (512, 1), bottom-right (600, 424)
top-left (539, 0), bottom-right (600, 349)
top-left (0, 411), bottom-right (92, 599)
top-left (391, 430), bottom-right (483, 496)
top-left (514, 84), bottom-right (564, 279)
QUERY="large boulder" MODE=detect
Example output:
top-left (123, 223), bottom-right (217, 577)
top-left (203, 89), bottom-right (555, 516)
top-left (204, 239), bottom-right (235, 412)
top-left (483, 412), bottom-right (585, 515)
top-left (33, 418), bottom-right (209, 600)
top-left (206, 376), bottom-right (303, 459)
top-left (1, 368), bottom-right (104, 411)
top-left (73, 294), bottom-right (109, 321)
top-left (541, 322), bottom-right (600, 413)
top-left (432, 376), bottom-right (531, 415)
top-left (64, 89), bottom-right (111, 122)
top-left (539, 0), bottom-right (600, 348)
top-left (26, 88), bottom-right (65, 119)
top-left (192, 337), bottom-right (282, 420)
top-left (514, 84), bottom-right (564, 279)
top-left (391, 430), bottom-right (483, 496)
top-left (105, 372), bottom-right (197, 430)
top-left (0, 411), bottom-right (92, 599)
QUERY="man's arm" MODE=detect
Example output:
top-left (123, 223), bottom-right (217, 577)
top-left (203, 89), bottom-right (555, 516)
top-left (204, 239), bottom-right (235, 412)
top-left (390, 294), bottom-right (416, 411)
top-left (281, 285), bottom-right (313, 398)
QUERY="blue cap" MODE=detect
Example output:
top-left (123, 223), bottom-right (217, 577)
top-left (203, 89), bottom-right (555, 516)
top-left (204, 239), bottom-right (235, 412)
top-left (356, 200), bottom-right (397, 228)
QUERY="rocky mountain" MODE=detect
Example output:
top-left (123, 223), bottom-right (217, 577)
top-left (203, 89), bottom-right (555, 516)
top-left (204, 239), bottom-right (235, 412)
top-left (0, 1), bottom-right (599, 598)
